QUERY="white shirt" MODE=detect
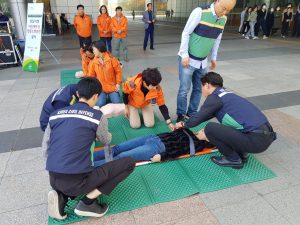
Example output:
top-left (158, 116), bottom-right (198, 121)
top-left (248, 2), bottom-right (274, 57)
top-left (178, 3), bottom-right (223, 69)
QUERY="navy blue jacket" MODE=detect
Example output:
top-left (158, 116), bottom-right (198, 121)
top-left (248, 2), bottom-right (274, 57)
top-left (46, 102), bottom-right (103, 174)
top-left (40, 84), bottom-right (78, 131)
top-left (185, 87), bottom-right (268, 132)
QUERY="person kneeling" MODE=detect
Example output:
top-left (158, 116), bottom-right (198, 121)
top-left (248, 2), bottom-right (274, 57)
top-left (44, 77), bottom-right (135, 220)
top-left (87, 40), bottom-right (122, 107)
top-left (177, 72), bottom-right (277, 169)
top-left (93, 128), bottom-right (213, 166)
top-left (123, 68), bottom-right (174, 130)
top-left (76, 44), bottom-right (94, 78)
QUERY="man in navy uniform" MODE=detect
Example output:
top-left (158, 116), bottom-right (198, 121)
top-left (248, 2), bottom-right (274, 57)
top-left (177, 72), bottom-right (276, 169)
top-left (43, 77), bottom-right (135, 220)
top-left (40, 84), bottom-right (78, 131)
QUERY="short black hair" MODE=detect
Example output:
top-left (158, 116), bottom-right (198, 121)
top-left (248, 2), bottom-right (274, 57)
top-left (77, 4), bottom-right (84, 10)
top-left (147, 3), bottom-right (152, 7)
top-left (116, 6), bottom-right (122, 11)
top-left (92, 40), bottom-right (107, 53)
top-left (83, 44), bottom-right (93, 53)
top-left (201, 72), bottom-right (223, 87)
top-left (142, 68), bottom-right (162, 86)
top-left (77, 77), bottom-right (102, 100)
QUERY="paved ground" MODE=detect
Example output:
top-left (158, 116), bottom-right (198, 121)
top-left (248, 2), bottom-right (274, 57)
top-left (0, 20), bottom-right (300, 225)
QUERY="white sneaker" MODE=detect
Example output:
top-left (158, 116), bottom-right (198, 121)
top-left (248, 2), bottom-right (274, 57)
top-left (242, 34), bottom-right (245, 37)
top-left (245, 36), bottom-right (250, 39)
top-left (263, 35), bottom-right (268, 39)
top-left (253, 36), bottom-right (259, 40)
top-left (48, 190), bottom-right (67, 220)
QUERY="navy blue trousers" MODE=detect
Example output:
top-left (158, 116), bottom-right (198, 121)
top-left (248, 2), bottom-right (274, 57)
top-left (143, 26), bottom-right (154, 50)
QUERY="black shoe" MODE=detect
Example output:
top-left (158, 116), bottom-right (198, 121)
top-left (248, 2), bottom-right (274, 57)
top-left (211, 156), bottom-right (243, 169)
top-left (74, 200), bottom-right (109, 218)
top-left (48, 190), bottom-right (68, 220)
top-left (150, 48), bottom-right (155, 50)
top-left (176, 114), bottom-right (185, 123)
top-left (143, 48), bottom-right (146, 51)
top-left (238, 152), bottom-right (249, 163)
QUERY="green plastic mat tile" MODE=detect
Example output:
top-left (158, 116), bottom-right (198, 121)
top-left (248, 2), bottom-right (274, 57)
top-left (140, 161), bottom-right (198, 203)
top-left (122, 121), bottom-right (170, 140)
top-left (60, 70), bottom-right (82, 87)
top-left (98, 169), bottom-right (153, 214)
top-left (95, 116), bottom-right (129, 148)
top-left (178, 153), bottom-right (276, 193)
top-left (178, 153), bottom-right (242, 193)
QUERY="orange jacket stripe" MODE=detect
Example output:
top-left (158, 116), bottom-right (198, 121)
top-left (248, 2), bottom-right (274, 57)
top-left (73, 14), bottom-right (92, 38)
top-left (122, 73), bottom-right (166, 109)
top-left (87, 52), bottom-right (122, 93)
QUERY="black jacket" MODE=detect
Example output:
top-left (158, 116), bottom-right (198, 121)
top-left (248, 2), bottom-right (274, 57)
top-left (158, 128), bottom-right (213, 161)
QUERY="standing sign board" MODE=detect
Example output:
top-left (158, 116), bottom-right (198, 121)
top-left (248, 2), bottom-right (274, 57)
top-left (22, 3), bottom-right (44, 72)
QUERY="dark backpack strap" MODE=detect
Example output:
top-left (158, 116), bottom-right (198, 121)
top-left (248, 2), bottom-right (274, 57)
top-left (182, 129), bottom-right (196, 156)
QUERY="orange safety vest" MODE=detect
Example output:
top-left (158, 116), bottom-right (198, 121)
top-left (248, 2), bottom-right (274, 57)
top-left (97, 13), bottom-right (112, 38)
top-left (73, 14), bottom-right (92, 38)
top-left (87, 52), bottom-right (122, 93)
top-left (111, 15), bottom-right (128, 38)
top-left (123, 73), bottom-right (165, 109)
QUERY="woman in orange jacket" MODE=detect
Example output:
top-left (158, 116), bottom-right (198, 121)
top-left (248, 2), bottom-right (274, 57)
top-left (87, 40), bottom-right (122, 107)
top-left (97, 5), bottom-right (112, 52)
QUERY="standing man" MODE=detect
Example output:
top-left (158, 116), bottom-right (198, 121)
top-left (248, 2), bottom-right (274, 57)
top-left (176, 0), bottom-right (236, 122)
top-left (111, 6), bottom-right (129, 62)
top-left (74, 4), bottom-right (93, 48)
top-left (143, 3), bottom-right (156, 51)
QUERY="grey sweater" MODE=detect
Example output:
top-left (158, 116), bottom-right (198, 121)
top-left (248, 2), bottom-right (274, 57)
top-left (249, 11), bottom-right (257, 23)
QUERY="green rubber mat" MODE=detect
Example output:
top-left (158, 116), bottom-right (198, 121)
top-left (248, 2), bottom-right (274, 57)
top-left (48, 153), bottom-right (275, 225)
top-left (60, 70), bottom-right (82, 87)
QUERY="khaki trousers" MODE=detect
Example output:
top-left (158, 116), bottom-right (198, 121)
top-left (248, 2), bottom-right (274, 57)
top-left (129, 104), bottom-right (154, 128)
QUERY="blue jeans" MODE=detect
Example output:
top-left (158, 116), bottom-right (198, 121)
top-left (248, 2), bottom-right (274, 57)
top-left (176, 56), bottom-right (207, 116)
top-left (143, 26), bottom-right (154, 49)
top-left (97, 92), bottom-right (120, 107)
top-left (93, 135), bottom-right (165, 167)
top-left (100, 37), bottom-right (112, 52)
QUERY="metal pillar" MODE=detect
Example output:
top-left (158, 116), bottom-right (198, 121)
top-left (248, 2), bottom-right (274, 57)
top-left (8, 0), bottom-right (27, 40)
